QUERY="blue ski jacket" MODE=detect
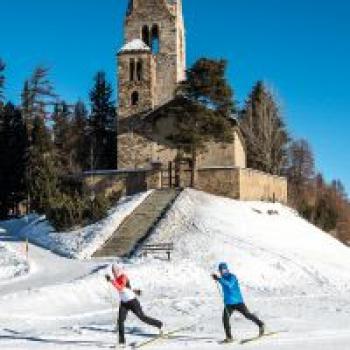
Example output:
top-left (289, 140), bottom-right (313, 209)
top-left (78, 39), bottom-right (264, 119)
top-left (218, 273), bottom-right (244, 305)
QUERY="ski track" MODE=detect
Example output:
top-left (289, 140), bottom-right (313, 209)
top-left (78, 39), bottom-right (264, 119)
top-left (0, 189), bottom-right (350, 349)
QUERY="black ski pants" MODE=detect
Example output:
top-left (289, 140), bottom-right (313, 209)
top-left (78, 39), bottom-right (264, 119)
top-left (118, 298), bottom-right (162, 344)
top-left (223, 303), bottom-right (264, 339)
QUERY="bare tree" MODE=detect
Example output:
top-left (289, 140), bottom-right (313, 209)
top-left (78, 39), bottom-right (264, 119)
top-left (287, 139), bottom-right (315, 187)
top-left (240, 81), bottom-right (289, 175)
top-left (337, 202), bottom-right (350, 244)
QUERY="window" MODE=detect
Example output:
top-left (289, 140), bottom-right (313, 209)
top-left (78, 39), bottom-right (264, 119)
top-left (151, 24), bottom-right (160, 54)
top-left (136, 60), bottom-right (143, 81)
top-left (127, 0), bottom-right (133, 16)
top-left (131, 91), bottom-right (139, 106)
top-left (142, 25), bottom-right (150, 46)
top-left (129, 58), bottom-right (135, 81)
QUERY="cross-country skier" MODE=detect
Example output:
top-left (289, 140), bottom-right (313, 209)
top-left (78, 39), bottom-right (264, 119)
top-left (212, 262), bottom-right (265, 343)
top-left (105, 265), bottom-right (163, 347)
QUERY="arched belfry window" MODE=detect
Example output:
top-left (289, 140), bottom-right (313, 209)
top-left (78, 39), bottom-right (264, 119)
top-left (129, 58), bottom-right (135, 81)
top-left (136, 60), bottom-right (143, 81)
top-left (131, 91), bottom-right (139, 106)
top-left (142, 25), bottom-right (150, 46)
top-left (151, 24), bottom-right (160, 54)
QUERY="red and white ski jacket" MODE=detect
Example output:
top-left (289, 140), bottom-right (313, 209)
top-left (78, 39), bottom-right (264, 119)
top-left (112, 273), bottom-right (136, 303)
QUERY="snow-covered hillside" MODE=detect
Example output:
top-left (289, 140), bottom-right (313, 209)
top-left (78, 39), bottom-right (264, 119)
top-left (0, 241), bottom-right (29, 282)
top-left (1, 190), bottom-right (152, 259)
top-left (148, 189), bottom-right (350, 295)
top-left (0, 189), bottom-right (350, 350)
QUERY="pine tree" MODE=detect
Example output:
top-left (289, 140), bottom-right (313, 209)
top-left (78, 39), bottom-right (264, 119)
top-left (28, 115), bottom-right (59, 213)
top-left (0, 103), bottom-right (27, 218)
top-left (240, 81), bottom-right (289, 175)
top-left (179, 58), bottom-right (235, 117)
top-left (89, 71), bottom-right (116, 170)
top-left (71, 100), bottom-right (89, 171)
top-left (169, 58), bottom-right (235, 186)
top-left (52, 101), bottom-right (73, 173)
top-left (21, 67), bottom-right (58, 213)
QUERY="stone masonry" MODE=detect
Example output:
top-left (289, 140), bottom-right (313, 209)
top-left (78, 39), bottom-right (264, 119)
top-left (109, 0), bottom-right (289, 204)
top-left (118, 0), bottom-right (185, 118)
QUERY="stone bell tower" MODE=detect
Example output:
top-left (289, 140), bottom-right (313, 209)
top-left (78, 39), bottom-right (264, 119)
top-left (117, 0), bottom-right (186, 118)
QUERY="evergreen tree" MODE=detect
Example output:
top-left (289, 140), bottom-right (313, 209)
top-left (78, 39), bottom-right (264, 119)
top-left (52, 101), bottom-right (73, 173)
top-left (89, 71), bottom-right (116, 170)
top-left (28, 115), bottom-right (59, 213)
top-left (71, 100), bottom-right (89, 171)
top-left (179, 58), bottom-right (235, 116)
top-left (170, 58), bottom-right (235, 186)
top-left (240, 81), bottom-right (289, 175)
top-left (21, 67), bottom-right (58, 212)
top-left (0, 103), bottom-right (27, 218)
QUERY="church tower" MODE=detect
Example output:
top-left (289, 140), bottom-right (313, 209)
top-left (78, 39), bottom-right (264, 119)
top-left (117, 0), bottom-right (186, 118)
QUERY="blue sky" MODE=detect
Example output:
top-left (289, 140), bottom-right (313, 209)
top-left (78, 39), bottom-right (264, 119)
top-left (1, 0), bottom-right (349, 194)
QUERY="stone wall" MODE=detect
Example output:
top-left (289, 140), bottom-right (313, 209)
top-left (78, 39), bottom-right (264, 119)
top-left (233, 131), bottom-right (246, 168)
top-left (83, 168), bottom-right (163, 198)
top-left (238, 168), bottom-right (288, 203)
top-left (196, 168), bottom-right (240, 199)
top-left (197, 129), bottom-right (246, 168)
top-left (83, 166), bottom-right (287, 204)
top-left (194, 167), bottom-right (287, 203)
top-left (117, 132), bottom-right (178, 170)
top-left (123, 0), bottom-right (185, 108)
top-left (118, 108), bottom-right (247, 171)
top-left (84, 172), bottom-right (127, 197)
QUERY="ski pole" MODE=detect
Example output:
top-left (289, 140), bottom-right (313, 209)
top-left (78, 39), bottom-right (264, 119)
top-left (105, 280), bottom-right (118, 331)
top-left (214, 280), bottom-right (231, 326)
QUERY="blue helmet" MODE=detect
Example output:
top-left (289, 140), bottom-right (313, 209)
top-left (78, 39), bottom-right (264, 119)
top-left (218, 262), bottom-right (229, 272)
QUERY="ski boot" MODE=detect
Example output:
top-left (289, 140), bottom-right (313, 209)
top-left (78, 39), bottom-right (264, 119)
top-left (221, 337), bottom-right (234, 344)
top-left (259, 324), bottom-right (265, 337)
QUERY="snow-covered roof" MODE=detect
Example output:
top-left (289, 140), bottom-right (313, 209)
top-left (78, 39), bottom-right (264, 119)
top-left (118, 39), bottom-right (150, 54)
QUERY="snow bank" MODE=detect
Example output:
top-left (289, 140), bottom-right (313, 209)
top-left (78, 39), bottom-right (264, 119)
top-left (0, 243), bottom-right (29, 282)
top-left (0, 191), bottom-right (152, 259)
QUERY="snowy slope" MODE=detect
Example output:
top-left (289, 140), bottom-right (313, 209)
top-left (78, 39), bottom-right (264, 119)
top-left (0, 189), bottom-right (350, 350)
top-left (0, 241), bottom-right (29, 282)
top-left (148, 189), bottom-right (350, 295)
top-left (0, 190), bottom-right (152, 259)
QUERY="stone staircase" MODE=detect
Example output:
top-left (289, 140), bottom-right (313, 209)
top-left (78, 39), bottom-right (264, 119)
top-left (93, 189), bottom-right (181, 258)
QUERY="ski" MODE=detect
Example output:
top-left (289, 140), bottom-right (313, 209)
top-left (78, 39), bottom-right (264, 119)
top-left (240, 330), bottom-right (286, 345)
top-left (131, 325), bottom-right (194, 349)
top-left (218, 339), bottom-right (236, 345)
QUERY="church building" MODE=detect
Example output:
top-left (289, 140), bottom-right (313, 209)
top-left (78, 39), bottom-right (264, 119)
top-left (116, 0), bottom-right (247, 172)
top-left (84, 0), bottom-right (287, 204)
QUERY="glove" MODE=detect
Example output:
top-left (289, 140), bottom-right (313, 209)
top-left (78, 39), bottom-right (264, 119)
top-left (134, 289), bottom-right (142, 296)
top-left (105, 274), bottom-right (111, 282)
top-left (211, 273), bottom-right (219, 281)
